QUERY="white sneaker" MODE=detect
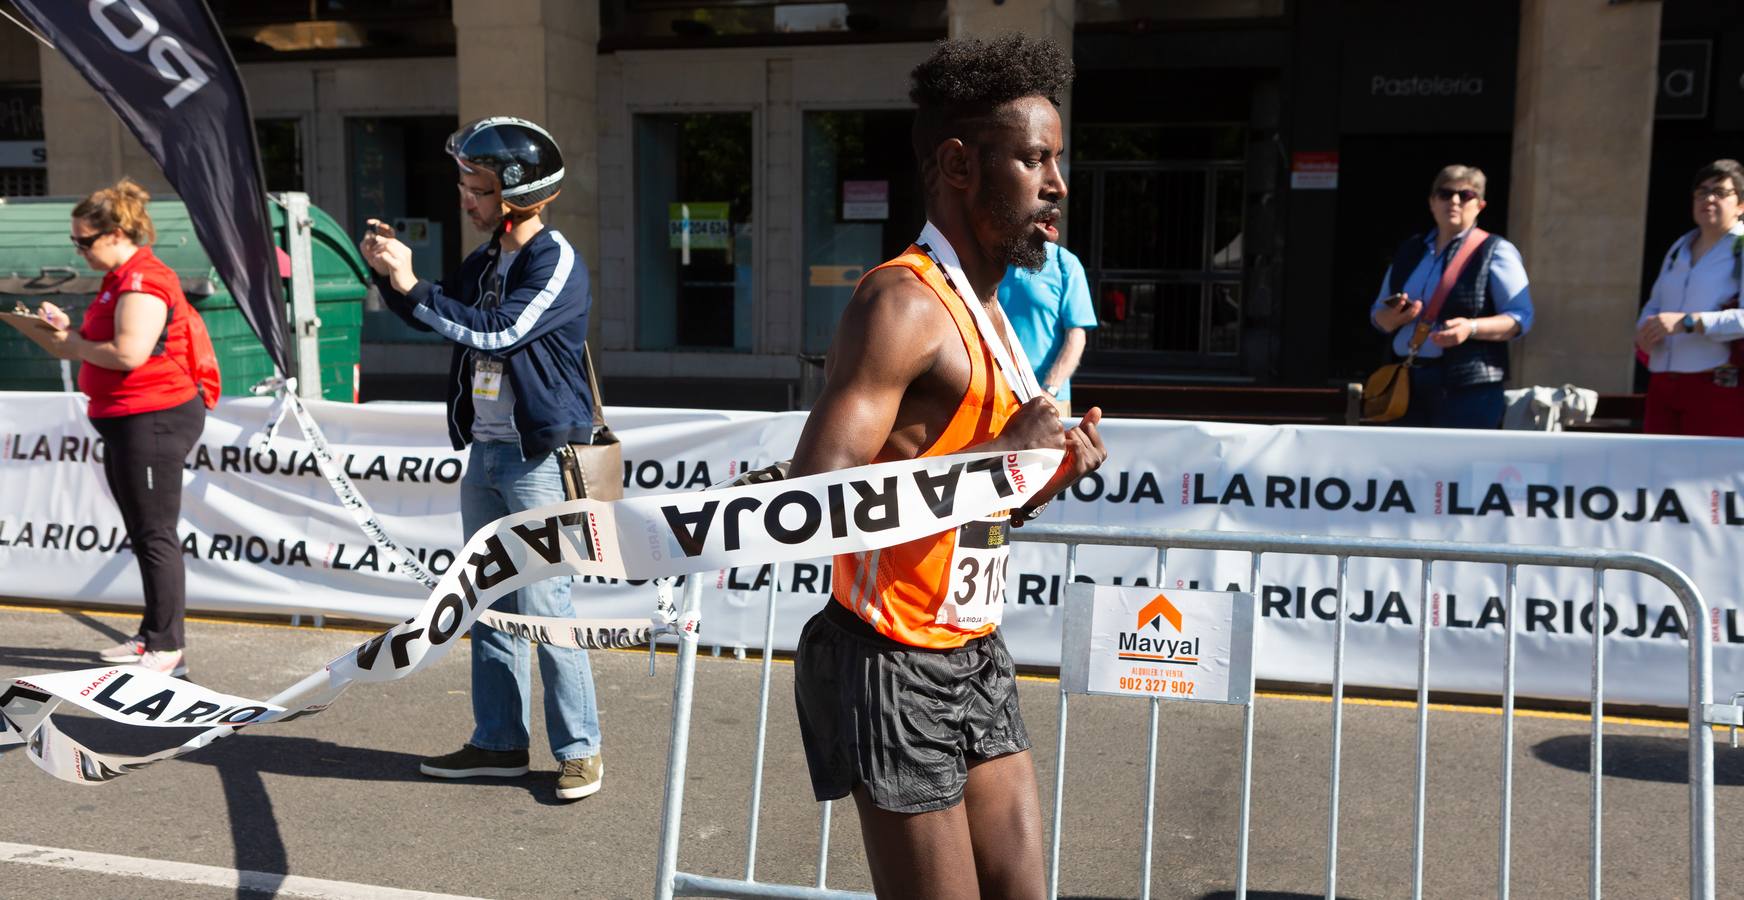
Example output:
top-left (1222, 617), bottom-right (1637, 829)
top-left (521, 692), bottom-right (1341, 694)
top-left (98, 636), bottom-right (145, 663)
top-left (135, 649), bottom-right (187, 678)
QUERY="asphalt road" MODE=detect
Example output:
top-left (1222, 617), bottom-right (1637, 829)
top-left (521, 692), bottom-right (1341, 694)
top-left (2, 603), bottom-right (1738, 899)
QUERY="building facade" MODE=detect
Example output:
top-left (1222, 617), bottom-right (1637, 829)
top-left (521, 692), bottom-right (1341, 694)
top-left (3, 0), bottom-right (1737, 406)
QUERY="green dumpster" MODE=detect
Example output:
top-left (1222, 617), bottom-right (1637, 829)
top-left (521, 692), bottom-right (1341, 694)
top-left (0, 195), bottom-right (370, 402)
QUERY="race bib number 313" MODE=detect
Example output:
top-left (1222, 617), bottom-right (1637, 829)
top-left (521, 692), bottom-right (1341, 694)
top-left (936, 516), bottom-right (1009, 629)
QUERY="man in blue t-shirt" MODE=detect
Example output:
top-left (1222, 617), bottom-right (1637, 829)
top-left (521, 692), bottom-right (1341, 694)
top-left (996, 240), bottom-right (1098, 416)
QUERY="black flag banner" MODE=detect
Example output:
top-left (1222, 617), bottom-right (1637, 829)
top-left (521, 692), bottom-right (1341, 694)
top-left (12, 0), bottom-right (289, 374)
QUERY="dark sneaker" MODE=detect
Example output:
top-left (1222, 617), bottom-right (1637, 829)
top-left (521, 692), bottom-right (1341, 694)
top-left (419, 745), bottom-right (530, 779)
top-left (555, 755), bottom-right (603, 801)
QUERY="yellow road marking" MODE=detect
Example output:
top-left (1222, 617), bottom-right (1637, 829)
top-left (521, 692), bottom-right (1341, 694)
top-left (4, 600), bottom-right (1709, 731)
top-left (1247, 690), bottom-right (1698, 731)
top-left (2, 600), bottom-right (386, 634)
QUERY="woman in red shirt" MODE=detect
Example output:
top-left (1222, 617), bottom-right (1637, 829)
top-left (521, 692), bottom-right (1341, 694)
top-left (24, 179), bottom-right (205, 677)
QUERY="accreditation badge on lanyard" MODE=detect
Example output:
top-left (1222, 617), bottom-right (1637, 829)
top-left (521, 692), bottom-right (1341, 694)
top-left (471, 263), bottom-right (512, 402)
top-left (472, 357), bottom-right (505, 401)
top-left (916, 222), bottom-right (1043, 630)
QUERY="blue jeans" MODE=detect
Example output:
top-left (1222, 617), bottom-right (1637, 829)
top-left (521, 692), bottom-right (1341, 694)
top-left (461, 441), bottom-right (601, 761)
top-left (1396, 365), bottom-right (1505, 429)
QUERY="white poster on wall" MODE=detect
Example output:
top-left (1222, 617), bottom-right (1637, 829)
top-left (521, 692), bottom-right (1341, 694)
top-left (842, 180), bottom-right (889, 220)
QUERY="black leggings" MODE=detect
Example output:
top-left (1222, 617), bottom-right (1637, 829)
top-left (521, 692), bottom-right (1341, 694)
top-left (90, 396), bottom-right (206, 652)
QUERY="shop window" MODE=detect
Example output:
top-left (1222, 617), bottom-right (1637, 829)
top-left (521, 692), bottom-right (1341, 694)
top-left (346, 116), bottom-right (462, 343)
top-left (1072, 162), bottom-right (1245, 360)
top-left (800, 110), bottom-right (924, 354)
top-left (1100, 170), bottom-right (1207, 271)
top-left (601, 1), bottom-right (945, 46)
top-left (210, 1), bottom-right (455, 60)
top-left (256, 118), bottom-right (305, 193)
top-left (1076, 0), bottom-right (1284, 23)
top-left (634, 112), bottom-right (754, 352)
top-left (1074, 123), bottom-right (1246, 163)
top-left (0, 83), bottom-right (45, 197)
top-left (0, 169), bottom-right (45, 196)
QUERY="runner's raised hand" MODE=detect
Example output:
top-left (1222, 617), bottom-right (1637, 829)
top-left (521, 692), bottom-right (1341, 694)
top-left (993, 395), bottom-right (1067, 453)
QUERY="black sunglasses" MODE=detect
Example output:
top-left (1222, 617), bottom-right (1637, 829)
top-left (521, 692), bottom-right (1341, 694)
top-left (69, 231), bottom-right (106, 249)
top-left (1434, 188), bottom-right (1481, 203)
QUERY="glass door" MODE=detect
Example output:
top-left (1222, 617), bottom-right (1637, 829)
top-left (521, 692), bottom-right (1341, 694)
top-left (1068, 160), bottom-right (1245, 372)
top-left (633, 112), bottom-right (754, 352)
top-left (800, 110), bottom-right (925, 354)
top-left (346, 115), bottom-right (461, 345)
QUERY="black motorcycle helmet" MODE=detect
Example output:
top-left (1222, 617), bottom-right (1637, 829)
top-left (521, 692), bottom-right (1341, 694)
top-left (446, 116), bottom-right (565, 214)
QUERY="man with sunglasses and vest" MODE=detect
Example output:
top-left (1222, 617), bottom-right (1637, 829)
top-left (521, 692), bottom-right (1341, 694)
top-left (359, 116), bottom-right (604, 802)
top-left (786, 36), bottom-right (1107, 898)
top-left (1370, 164), bottom-right (1535, 428)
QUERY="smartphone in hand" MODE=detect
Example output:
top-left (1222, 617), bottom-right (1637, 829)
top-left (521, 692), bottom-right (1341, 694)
top-left (365, 219), bottom-right (396, 241)
top-left (1385, 292), bottom-right (1410, 310)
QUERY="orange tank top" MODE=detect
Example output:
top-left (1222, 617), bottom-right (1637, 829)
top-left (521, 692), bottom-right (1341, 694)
top-left (831, 245), bottom-right (1023, 649)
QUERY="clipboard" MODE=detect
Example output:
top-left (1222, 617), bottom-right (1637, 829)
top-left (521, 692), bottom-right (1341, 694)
top-left (0, 310), bottom-right (61, 335)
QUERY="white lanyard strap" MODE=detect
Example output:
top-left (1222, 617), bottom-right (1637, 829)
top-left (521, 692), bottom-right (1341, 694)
top-left (916, 222), bottom-right (1042, 403)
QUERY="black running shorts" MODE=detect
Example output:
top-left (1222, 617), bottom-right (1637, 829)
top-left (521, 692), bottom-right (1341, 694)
top-left (793, 601), bottom-right (1030, 814)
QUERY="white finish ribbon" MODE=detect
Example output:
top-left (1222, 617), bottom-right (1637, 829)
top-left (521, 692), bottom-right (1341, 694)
top-left (916, 222), bottom-right (1044, 403)
top-left (2, 447), bottom-right (1062, 785)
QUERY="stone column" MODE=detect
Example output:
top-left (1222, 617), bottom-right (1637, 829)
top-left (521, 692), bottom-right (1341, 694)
top-left (1508, 0), bottom-right (1659, 393)
top-left (40, 50), bottom-right (168, 195)
top-left (453, 0), bottom-right (601, 293)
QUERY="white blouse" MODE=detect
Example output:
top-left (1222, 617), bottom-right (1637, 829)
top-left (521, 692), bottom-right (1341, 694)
top-left (1638, 221), bottom-right (1744, 373)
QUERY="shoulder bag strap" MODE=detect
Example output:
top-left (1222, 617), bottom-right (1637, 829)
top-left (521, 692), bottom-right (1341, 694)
top-left (1733, 232), bottom-right (1742, 298)
top-left (1721, 234), bottom-right (1744, 371)
top-left (1407, 226), bottom-right (1491, 355)
top-left (582, 341), bottom-right (609, 430)
top-left (1664, 230), bottom-right (1694, 271)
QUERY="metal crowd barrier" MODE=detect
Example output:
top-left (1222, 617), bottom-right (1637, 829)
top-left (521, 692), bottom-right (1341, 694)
top-left (651, 525), bottom-right (1725, 900)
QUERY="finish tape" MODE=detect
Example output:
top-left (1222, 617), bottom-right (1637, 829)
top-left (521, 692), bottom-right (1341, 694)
top-left (2, 447), bottom-right (1061, 785)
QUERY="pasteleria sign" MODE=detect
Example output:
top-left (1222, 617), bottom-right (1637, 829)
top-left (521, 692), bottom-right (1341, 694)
top-left (1060, 584), bottom-right (1256, 705)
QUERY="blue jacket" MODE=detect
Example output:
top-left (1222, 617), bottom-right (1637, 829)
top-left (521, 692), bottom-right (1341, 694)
top-left (378, 228), bottom-right (594, 458)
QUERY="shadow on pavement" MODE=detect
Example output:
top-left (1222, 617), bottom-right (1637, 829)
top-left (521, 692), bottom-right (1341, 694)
top-left (1532, 734), bottom-right (1744, 786)
top-left (0, 610), bottom-right (136, 673)
top-left (49, 713), bottom-right (564, 795)
top-left (21, 718), bottom-right (572, 898)
top-left (60, 610), bottom-right (134, 644)
top-left (0, 644), bottom-right (107, 672)
top-left (1202, 892), bottom-right (1369, 899)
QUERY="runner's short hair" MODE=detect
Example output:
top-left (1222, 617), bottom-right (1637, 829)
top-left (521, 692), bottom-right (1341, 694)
top-left (909, 34), bottom-right (1074, 173)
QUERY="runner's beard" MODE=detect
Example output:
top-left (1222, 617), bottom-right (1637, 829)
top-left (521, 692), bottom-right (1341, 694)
top-left (987, 192), bottom-right (1056, 272)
